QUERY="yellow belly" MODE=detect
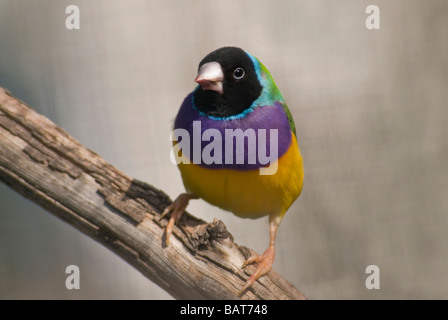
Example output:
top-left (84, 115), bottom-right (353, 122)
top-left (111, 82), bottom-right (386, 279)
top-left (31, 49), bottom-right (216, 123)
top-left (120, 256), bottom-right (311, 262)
top-left (178, 132), bottom-right (304, 219)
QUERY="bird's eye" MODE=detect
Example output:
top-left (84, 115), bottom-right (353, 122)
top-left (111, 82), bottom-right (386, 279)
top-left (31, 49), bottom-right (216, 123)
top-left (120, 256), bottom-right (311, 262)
top-left (233, 67), bottom-right (245, 80)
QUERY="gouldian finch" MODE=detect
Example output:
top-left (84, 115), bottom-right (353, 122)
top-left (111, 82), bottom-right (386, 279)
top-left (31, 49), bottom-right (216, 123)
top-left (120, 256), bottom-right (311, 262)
top-left (161, 47), bottom-right (304, 294)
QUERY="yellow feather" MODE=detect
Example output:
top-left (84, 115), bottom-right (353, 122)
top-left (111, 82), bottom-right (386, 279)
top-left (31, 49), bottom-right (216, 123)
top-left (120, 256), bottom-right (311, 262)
top-left (177, 132), bottom-right (304, 219)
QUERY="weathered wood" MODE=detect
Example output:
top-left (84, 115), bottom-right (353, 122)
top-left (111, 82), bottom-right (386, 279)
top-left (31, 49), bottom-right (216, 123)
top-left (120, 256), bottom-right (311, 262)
top-left (0, 87), bottom-right (306, 300)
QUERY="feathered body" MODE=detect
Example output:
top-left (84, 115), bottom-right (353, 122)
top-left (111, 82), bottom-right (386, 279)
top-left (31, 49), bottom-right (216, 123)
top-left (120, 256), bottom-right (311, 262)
top-left (174, 50), bottom-right (303, 219)
top-left (163, 47), bottom-right (304, 294)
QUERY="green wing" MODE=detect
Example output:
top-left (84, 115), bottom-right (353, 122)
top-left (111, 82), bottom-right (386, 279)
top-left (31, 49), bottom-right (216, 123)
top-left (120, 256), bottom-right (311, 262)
top-left (280, 100), bottom-right (296, 136)
top-left (257, 60), bottom-right (297, 136)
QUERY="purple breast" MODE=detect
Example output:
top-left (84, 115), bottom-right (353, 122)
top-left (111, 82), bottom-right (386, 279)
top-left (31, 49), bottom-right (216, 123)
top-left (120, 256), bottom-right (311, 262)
top-left (174, 92), bottom-right (292, 170)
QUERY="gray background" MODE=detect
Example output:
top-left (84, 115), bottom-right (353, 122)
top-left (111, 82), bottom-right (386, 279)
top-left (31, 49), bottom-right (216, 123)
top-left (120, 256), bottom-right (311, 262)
top-left (0, 0), bottom-right (447, 299)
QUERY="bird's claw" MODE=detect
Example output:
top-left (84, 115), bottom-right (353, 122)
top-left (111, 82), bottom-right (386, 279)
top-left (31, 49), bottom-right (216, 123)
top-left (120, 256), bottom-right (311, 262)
top-left (238, 246), bottom-right (275, 295)
top-left (160, 193), bottom-right (196, 246)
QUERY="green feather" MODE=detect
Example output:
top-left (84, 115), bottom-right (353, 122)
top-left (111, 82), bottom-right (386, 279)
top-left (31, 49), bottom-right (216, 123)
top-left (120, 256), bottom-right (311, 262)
top-left (255, 59), bottom-right (297, 136)
top-left (280, 101), bottom-right (296, 136)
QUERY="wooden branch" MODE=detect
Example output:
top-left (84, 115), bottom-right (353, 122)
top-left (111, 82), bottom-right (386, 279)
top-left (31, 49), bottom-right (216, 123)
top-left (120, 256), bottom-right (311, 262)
top-left (0, 87), bottom-right (306, 300)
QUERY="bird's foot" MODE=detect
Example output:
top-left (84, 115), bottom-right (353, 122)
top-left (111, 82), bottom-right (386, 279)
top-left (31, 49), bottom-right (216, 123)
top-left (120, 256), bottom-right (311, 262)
top-left (239, 245), bottom-right (275, 295)
top-left (160, 193), bottom-right (197, 246)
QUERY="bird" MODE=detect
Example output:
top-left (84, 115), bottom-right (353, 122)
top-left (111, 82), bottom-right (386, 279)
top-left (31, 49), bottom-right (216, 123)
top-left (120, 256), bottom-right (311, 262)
top-left (161, 46), bottom-right (304, 294)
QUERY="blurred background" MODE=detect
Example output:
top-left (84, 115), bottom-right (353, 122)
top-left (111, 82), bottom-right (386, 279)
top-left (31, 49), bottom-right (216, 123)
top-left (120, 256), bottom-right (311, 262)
top-left (0, 0), bottom-right (447, 299)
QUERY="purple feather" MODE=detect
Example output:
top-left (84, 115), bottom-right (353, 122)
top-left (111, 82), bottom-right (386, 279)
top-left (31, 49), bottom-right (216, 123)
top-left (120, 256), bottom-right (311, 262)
top-left (174, 92), bottom-right (292, 171)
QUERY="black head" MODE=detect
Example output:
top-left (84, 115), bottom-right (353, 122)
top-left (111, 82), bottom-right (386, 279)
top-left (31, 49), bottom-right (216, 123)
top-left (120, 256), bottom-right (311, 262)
top-left (193, 47), bottom-right (262, 118)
